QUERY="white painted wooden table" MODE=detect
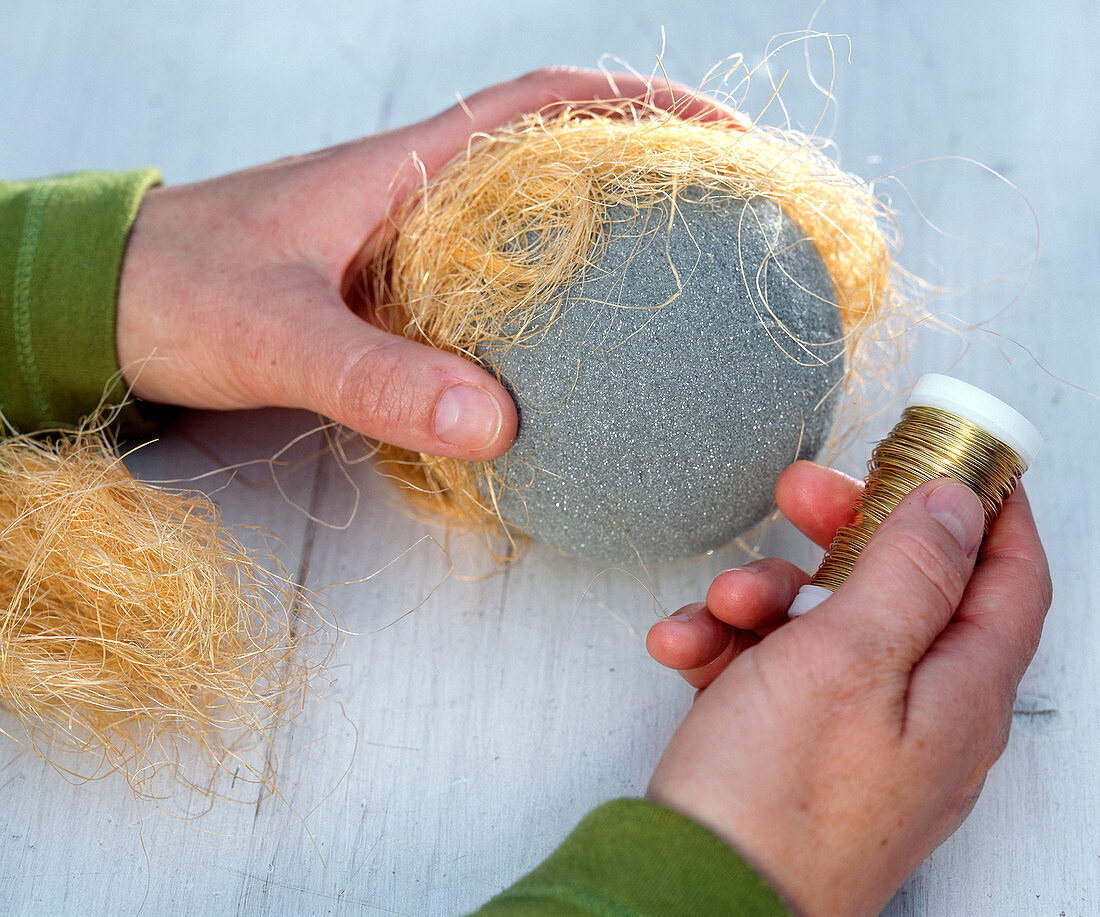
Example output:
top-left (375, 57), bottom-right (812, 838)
top-left (2, 2), bottom-right (1097, 914)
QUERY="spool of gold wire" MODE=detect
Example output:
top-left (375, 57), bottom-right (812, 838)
top-left (787, 374), bottom-right (1041, 617)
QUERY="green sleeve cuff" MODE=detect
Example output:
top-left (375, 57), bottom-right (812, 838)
top-left (0, 168), bottom-right (163, 433)
top-left (472, 798), bottom-right (792, 917)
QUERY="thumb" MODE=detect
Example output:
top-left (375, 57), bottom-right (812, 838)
top-left (826, 479), bottom-right (986, 663)
top-left (280, 292), bottom-right (517, 459)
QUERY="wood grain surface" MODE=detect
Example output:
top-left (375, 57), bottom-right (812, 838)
top-left (1, 2), bottom-right (1097, 914)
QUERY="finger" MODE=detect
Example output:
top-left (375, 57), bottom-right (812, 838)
top-left (272, 285), bottom-right (517, 458)
top-left (646, 604), bottom-right (760, 691)
top-left (776, 461), bottom-right (864, 549)
top-left (705, 558), bottom-right (810, 631)
top-left (677, 629), bottom-right (760, 691)
top-left (907, 486), bottom-right (1051, 737)
top-left (959, 486), bottom-right (1052, 687)
top-left (647, 603), bottom-right (731, 671)
top-left (436, 67), bottom-right (741, 142)
top-left (825, 479), bottom-right (985, 665)
top-left (354, 68), bottom-right (743, 210)
top-left (295, 68), bottom-right (744, 274)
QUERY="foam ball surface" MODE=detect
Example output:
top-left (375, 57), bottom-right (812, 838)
top-left (481, 191), bottom-right (845, 564)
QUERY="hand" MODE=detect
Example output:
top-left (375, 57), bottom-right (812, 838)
top-left (646, 461), bottom-right (1052, 916)
top-left (117, 68), bottom-right (731, 458)
top-left (647, 462), bottom-right (869, 688)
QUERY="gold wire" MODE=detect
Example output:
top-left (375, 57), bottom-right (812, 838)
top-left (812, 405), bottom-right (1027, 591)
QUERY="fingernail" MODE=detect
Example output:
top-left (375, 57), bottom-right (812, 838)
top-left (925, 481), bottom-right (984, 555)
top-left (669, 603), bottom-right (704, 623)
top-left (434, 385), bottom-right (503, 451)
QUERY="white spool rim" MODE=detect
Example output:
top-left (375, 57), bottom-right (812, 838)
top-left (906, 374), bottom-right (1042, 469)
top-left (787, 583), bottom-right (834, 618)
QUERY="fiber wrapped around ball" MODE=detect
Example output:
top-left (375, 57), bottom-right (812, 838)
top-left (482, 190), bottom-right (844, 563)
top-left (365, 106), bottom-right (901, 565)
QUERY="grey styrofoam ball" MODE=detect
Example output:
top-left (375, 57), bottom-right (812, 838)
top-left (479, 190), bottom-right (845, 564)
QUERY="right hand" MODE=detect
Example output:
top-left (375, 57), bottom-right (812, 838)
top-left (647, 462), bottom-right (1052, 916)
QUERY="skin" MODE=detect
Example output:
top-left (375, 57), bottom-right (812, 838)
top-left (111, 72), bottom-right (1051, 913)
top-left (647, 461), bottom-right (1052, 916)
top-left (116, 67), bottom-right (734, 460)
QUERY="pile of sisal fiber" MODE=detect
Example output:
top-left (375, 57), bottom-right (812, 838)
top-left (0, 416), bottom-right (310, 794)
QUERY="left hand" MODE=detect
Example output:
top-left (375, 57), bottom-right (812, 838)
top-left (116, 68), bottom-right (733, 459)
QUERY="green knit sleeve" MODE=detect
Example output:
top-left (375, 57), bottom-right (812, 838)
top-left (471, 798), bottom-right (792, 917)
top-left (0, 168), bottom-right (162, 433)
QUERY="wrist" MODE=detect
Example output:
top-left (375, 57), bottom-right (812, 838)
top-left (116, 185), bottom-right (171, 399)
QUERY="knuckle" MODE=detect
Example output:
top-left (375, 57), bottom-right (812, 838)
top-left (977, 685), bottom-right (1014, 752)
top-left (522, 66), bottom-right (574, 86)
top-left (986, 547), bottom-right (1054, 614)
top-left (879, 528), bottom-right (967, 615)
top-left (983, 549), bottom-right (1052, 662)
top-left (969, 705), bottom-right (1013, 778)
top-left (334, 343), bottom-right (416, 436)
top-left (1016, 602), bottom-right (1047, 662)
top-left (1027, 558), bottom-right (1055, 617)
top-left (990, 709), bottom-right (1013, 759)
top-left (515, 67), bottom-right (598, 107)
